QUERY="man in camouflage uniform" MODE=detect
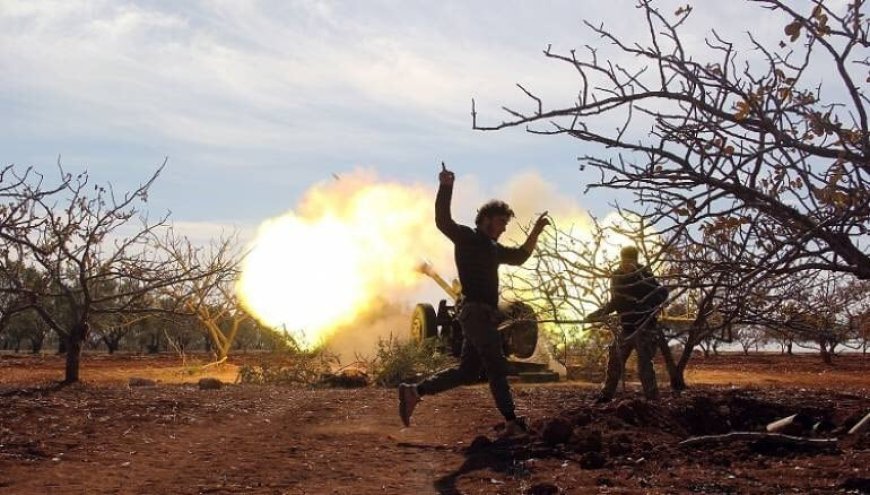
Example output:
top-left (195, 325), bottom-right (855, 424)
top-left (584, 246), bottom-right (668, 402)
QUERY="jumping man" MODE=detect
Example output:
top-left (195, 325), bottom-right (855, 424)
top-left (398, 163), bottom-right (550, 433)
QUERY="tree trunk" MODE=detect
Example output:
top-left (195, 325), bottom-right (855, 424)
top-left (29, 335), bottom-right (44, 354)
top-left (657, 331), bottom-right (687, 391)
top-left (671, 360), bottom-right (688, 390)
top-left (63, 322), bottom-right (90, 384)
top-left (216, 339), bottom-right (230, 362)
top-left (669, 339), bottom-right (696, 391)
top-left (64, 334), bottom-right (82, 383)
top-left (787, 341), bottom-right (793, 355)
top-left (146, 333), bottom-right (160, 354)
top-left (820, 341), bottom-right (833, 365)
top-left (102, 336), bottom-right (120, 354)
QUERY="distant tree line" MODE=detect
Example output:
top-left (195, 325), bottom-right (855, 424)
top-left (0, 161), bottom-right (289, 383)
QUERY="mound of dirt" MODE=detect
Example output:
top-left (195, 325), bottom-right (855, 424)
top-left (467, 387), bottom-right (869, 476)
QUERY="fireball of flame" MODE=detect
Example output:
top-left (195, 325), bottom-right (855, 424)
top-left (236, 172), bottom-right (443, 348)
top-left (238, 170), bottom-right (659, 351)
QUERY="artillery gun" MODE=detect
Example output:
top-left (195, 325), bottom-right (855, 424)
top-left (411, 262), bottom-right (542, 365)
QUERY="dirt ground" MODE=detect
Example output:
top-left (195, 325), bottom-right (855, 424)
top-left (0, 352), bottom-right (868, 494)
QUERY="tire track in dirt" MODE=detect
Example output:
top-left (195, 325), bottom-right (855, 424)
top-left (0, 383), bottom-right (588, 494)
top-left (2, 384), bottom-right (517, 495)
top-left (128, 387), bottom-right (490, 494)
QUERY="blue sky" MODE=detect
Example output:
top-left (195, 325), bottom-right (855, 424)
top-left (2, 0), bottom-right (812, 243)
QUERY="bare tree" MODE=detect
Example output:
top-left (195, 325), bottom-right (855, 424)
top-left (737, 270), bottom-right (867, 363)
top-left (1, 308), bottom-right (52, 354)
top-left (160, 233), bottom-right (246, 363)
top-left (735, 325), bottom-right (768, 355)
top-left (0, 160), bottom-right (221, 383)
top-left (474, 0), bottom-right (869, 283)
top-left (92, 312), bottom-right (151, 355)
top-left (840, 278), bottom-right (870, 353)
top-left (501, 217), bottom-right (681, 381)
top-left (861, 312), bottom-right (870, 354)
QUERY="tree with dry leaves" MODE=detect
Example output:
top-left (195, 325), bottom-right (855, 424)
top-left (478, 0), bottom-right (870, 385)
top-left (476, 0), bottom-right (869, 284)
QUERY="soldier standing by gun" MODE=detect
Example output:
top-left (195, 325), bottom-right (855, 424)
top-left (583, 246), bottom-right (668, 403)
top-left (398, 163), bottom-right (550, 434)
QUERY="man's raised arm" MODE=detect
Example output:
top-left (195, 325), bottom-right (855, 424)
top-left (435, 163), bottom-right (460, 239)
top-left (520, 211), bottom-right (550, 255)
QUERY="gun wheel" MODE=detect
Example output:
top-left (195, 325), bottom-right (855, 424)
top-left (499, 301), bottom-right (538, 359)
top-left (411, 303), bottom-right (437, 342)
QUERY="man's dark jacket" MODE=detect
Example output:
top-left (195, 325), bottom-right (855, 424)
top-left (588, 265), bottom-right (667, 328)
top-left (435, 183), bottom-right (529, 308)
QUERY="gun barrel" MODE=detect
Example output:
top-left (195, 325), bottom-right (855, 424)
top-left (417, 262), bottom-right (460, 301)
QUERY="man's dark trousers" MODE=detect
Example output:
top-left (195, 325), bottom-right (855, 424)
top-left (601, 319), bottom-right (659, 401)
top-left (416, 302), bottom-right (516, 420)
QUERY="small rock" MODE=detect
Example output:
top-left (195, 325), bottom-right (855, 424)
top-left (198, 377), bottom-right (223, 390)
top-left (570, 428), bottom-right (603, 453)
top-left (840, 477), bottom-right (870, 492)
top-left (319, 369), bottom-right (369, 388)
top-left (525, 482), bottom-right (560, 495)
top-left (579, 451), bottom-right (606, 470)
top-left (128, 377), bottom-right (157, 388)
top-left (541, 417), bottom-right (573, 446)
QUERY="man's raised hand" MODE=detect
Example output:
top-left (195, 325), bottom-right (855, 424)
top-left (439, 161), bottom-right (455, 186)
top-left (533, 211), bottom-right (551, 232)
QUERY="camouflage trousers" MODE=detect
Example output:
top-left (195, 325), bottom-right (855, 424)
top-left (600, 321), bottom-right (660, 401)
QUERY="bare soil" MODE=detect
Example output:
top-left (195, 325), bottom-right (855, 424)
top-left (0, 352), bottom-right (868, 494)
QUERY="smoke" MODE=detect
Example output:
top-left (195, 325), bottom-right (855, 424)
top-left (238, 168), bottom-right (594, 361)
top-left (323, 300), bottom-right (413, 364)
top-left (500, 170), bottom-right (591, 239)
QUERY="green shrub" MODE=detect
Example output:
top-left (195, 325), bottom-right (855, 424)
top-left (237, 336), bottom-right (456, 388)
top-left (363, 335), bottom-right (455, 387)
top-left (544, 322), bottom-right (612, 380)
top-left (237, 348), bottom-right (338, 386)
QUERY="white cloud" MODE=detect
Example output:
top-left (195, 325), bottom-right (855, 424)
top-left (1, 0), bottom-right (851, 230)
top-left (1, 0), bottom-right (579, 150)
